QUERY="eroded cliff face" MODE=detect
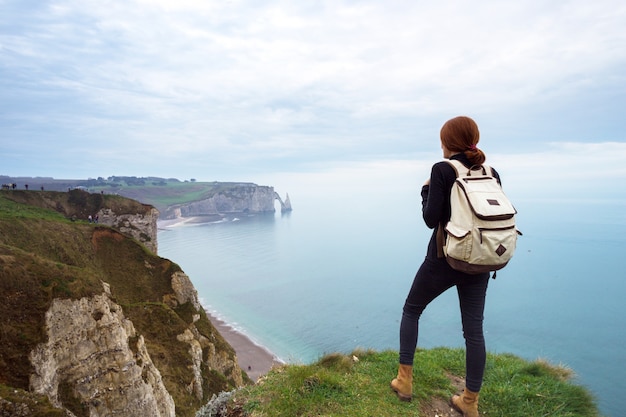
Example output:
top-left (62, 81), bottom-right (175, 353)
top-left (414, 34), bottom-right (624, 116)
top-left (165, 271), bottom-right (245, 394)
top-left (29, 286), bottom-right (176, 417)
top-left (28, 273), bottom-right (244, 416)
top-left (96, 207), bottom-right (159, 254)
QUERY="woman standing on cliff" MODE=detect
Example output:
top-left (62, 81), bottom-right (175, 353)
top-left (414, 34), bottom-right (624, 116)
top-left (390, 116), bottom-right (499, 417)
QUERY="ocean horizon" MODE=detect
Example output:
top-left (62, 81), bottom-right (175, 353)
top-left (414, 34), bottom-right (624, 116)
top-left (158, 178), bottom-right (625, 417)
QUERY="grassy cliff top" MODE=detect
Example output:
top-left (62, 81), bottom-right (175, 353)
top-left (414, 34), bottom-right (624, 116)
top-left (208, 348), bottom-right (601, 417)
top-left (1, 189), bottom-right (153, 219)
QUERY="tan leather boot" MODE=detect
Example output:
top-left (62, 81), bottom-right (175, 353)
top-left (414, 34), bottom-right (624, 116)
top-left (390, 364), bottom-right (413, 402)
top-left (451, 387), bottom-right (480, 417)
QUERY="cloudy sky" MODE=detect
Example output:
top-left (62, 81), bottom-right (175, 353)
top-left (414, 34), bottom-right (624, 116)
top-left (1, 0), bottom-right (625, 198)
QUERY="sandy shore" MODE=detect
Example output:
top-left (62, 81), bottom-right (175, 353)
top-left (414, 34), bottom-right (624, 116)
top-left (157, 215), bottom-right (238, 230)
top-left (206, 311), bottom-right (283, 382)
top-left (157, 216), bottom-right (216, 229)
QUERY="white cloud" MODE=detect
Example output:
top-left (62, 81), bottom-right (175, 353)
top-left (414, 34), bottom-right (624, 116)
top-left (1, 0), bottom-right (625, 179)
top-left (490, 141), bottom-right (626, 201)
top-left (257, 141), bottom-right (626, 204)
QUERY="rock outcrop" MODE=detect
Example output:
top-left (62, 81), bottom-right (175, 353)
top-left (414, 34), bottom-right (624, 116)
top-left (27, 271), bottom-right (244, 417)
top-left (29, 286), bottom-right (176, 417)
top-left (278, 192), bottom-right (292, 212)
top-left (96, 206), bottom-right (159, 254)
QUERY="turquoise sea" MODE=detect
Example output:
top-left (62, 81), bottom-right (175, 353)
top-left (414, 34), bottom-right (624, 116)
top-left (158, 172), bottom-right (625, 417)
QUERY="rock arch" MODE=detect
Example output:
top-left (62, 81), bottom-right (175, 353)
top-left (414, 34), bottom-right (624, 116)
top-left (274, 192), bottom-right (292, 212)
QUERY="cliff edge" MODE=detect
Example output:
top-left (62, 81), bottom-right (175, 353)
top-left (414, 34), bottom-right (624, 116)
top-left (0, 190), bottom-right (247, 417)
top-left (3, 189), bottom-right (159, 253)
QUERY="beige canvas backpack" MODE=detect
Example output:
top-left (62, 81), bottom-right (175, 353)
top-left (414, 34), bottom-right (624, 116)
top-left (442, 159), bottom-right (521, 277)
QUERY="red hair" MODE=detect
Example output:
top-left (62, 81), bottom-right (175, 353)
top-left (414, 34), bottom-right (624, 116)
top-left (440, 116), bottom-right (486, 165)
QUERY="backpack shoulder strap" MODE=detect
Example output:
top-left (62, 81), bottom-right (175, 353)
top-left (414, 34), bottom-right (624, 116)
top-left (444, 159), bottom-right (463, 177)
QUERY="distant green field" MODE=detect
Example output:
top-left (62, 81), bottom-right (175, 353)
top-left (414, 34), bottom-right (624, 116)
top-left (91, 181), bottom-right (259, 212)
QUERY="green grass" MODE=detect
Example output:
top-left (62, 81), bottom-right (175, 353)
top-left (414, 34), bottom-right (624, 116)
top-left (222, 349), bottom-right (601, 417)
top-left (93, 182), bottom-right (209, 210)
top-left (0, 192), bottom-right (69, 222)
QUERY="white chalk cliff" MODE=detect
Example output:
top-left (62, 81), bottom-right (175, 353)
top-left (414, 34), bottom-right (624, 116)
top-left (29, 285), bottom-right (176, 417)
top-left (163, 184), bottom-right (291, 219)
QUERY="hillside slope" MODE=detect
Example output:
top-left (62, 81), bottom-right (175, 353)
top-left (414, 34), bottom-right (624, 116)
top-left (0, 191), bottom-right (248, 416)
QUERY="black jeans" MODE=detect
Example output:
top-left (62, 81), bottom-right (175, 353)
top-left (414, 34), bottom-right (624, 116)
top-left (399, 258), bottom-right (490, 392)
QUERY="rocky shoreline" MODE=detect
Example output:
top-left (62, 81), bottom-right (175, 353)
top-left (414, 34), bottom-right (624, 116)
top-left (158, 217), bottom-right (284, 382)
